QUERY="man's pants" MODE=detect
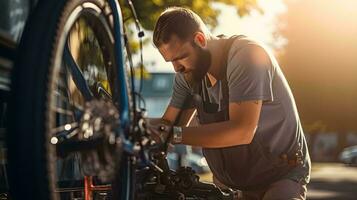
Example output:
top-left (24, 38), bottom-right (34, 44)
top-left (214, 177), bottom-right (306, 200)
top-left (240, 179), bottom-right (307, 200)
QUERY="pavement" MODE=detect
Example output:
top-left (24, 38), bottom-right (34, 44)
top-left (308, 163), bottom-right (357, 200)
top-left (198, 162), bottom-right (357, 200)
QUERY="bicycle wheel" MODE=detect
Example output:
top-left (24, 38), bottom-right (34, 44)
top-left (7, 0), bottom-right (133, 199)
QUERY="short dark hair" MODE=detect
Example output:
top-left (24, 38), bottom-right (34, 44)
top-left (153, 7), bottom-right (206, 48)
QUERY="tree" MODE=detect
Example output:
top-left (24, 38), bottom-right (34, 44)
top-left (121, 0), bottom-right (261, 31)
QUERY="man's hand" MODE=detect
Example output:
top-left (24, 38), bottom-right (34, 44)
top-left (146, 118), bottom-right (173, 144)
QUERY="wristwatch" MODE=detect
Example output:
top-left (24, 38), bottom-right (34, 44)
top-left (172, 126), bottom-right (183, 144)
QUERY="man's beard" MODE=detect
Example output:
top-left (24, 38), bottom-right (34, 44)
top-left (184, 44), bottom-right (211, 88)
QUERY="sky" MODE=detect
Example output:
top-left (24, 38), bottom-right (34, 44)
top-left (139, 0), bottom-right (287, 72)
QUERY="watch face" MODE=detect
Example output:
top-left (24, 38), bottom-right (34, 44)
top-left (173, 126), bottom-right (183, 143)
top-left (174, 126), bottom-right (182, 134)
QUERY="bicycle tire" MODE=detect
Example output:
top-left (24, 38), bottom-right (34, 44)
top-left (7, 0), bottom-right (133, 199)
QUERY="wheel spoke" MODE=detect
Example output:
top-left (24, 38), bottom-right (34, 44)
top-left (52, 106), bottom-right (74, 116)
top-left (50, 122), bottom-right (79, 135)
top-left (53, 91), bottom-right (84, 111)
top-left (54, 90), bottom-right (70, 103)
top-left (50, 129), bottom-right (80, 145)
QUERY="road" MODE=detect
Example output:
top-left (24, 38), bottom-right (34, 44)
top-left (199, 163), bottom-right (357, 199)
top-left (308, 163), bottom-right (357, 200)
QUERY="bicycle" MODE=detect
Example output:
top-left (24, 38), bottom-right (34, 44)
top-left (6, 0), bottom-right (237, 199)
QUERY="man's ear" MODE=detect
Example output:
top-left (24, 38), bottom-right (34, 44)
top-left (193, 32), bottom-right (206, 48)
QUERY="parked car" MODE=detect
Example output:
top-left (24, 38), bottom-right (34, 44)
top-left (140, 72), bottom-right (210, 173)
top-left (139, 72), bottom-right (175, 118)
top-left (339, 145), bottom-right (357, 165)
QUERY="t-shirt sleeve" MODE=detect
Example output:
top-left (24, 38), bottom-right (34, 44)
top-left (169, 73), bottom-right (194, 109)
top-left (226, 42), bottom-right (274, 103)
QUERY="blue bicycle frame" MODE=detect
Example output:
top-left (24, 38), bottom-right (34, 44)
top-left (108, 1), bottom-right (135, 199)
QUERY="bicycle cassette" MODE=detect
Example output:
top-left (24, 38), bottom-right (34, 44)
top-left (78, 100), bottom-right (123, 182)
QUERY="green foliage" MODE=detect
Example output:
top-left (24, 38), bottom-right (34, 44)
top-left (120, 0), bottom-right (260, 31)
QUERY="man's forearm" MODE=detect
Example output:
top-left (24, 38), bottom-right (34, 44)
top-left (162, 106), bottom-right (196, 126)
top-left (179, 120), bottom-right (256, 148)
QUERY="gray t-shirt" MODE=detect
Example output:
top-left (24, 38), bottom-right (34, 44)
top-left (169, 36), bottom-right (311, 189)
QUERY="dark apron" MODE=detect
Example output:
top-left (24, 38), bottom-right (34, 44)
top-left (191, 36), bottom-right (302, 191)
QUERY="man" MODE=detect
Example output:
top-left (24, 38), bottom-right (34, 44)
top-left (147, 7), bottom-right (311, 200)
